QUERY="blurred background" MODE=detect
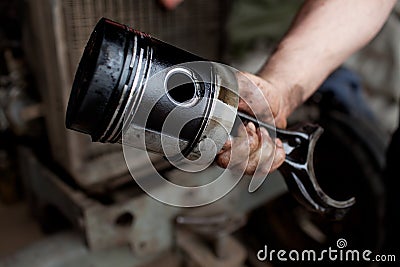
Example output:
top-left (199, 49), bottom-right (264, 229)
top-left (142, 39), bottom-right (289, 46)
top-left (0, 0), bottom-right (399, 266)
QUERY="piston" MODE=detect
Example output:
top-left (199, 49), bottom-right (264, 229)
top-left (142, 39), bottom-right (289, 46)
top-left (66, 18), bottom-right (355, 219)
top-left (66, 18), bottom-right (238, 164)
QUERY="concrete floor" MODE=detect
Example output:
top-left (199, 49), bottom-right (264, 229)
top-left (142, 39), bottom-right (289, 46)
top-left (0, 201), bottom-right (45, 258)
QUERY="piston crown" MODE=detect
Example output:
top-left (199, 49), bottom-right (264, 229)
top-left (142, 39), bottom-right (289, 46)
top-left (66, 18), bottom-right (128, 140)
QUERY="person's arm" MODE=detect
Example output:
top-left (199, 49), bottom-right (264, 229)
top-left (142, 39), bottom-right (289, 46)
top-left (259, 0), bottom-right (397, 120)
top-left (217, 0), bottom-right (396, 176)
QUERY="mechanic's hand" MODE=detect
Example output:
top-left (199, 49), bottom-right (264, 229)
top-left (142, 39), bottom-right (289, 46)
top-left (159, 0), bottom-right (183, 10)
top-left (216, 72), bottom-right (287, 176)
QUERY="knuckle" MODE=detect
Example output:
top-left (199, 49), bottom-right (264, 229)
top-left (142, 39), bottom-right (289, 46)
top-left (245, 161), bottom-right (257, 175)
top-left (216, 155), bottom-right (228, 168)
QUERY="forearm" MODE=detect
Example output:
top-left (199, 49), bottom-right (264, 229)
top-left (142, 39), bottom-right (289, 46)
top-left (258, 0), bottom-right (396, 117)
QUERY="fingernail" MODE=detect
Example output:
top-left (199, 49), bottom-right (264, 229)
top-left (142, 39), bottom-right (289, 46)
top-left (275, 138), bottom-right (283, 148)
top-left (259, 127), bottom-right (269, 136)
top-left (247, 122), bottom-right (256, 132)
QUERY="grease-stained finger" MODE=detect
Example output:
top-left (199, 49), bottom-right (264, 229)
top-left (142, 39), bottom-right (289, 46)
top-left (216, 122), bottom-right (259, 168)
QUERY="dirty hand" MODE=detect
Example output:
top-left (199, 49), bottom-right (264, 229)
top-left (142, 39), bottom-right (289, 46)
top-left (216, 72), bottom-right (289, 176)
